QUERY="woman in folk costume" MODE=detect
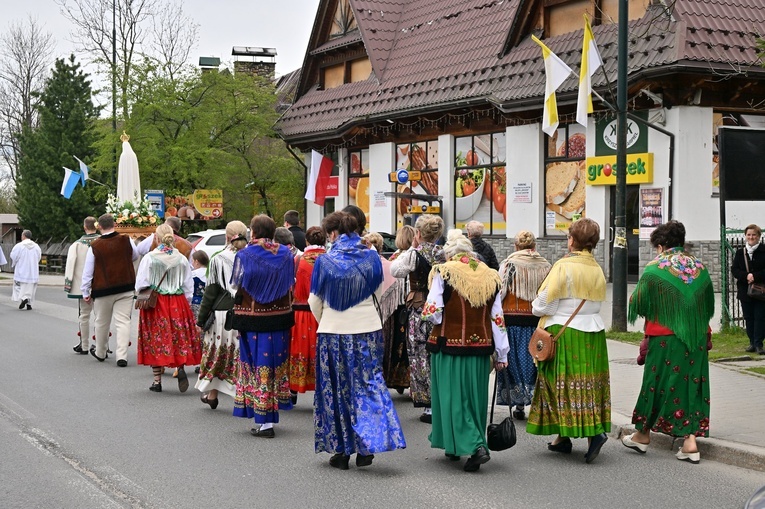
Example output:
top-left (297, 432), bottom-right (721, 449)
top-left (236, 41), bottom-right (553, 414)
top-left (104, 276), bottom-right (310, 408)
top-left (194, 221), bottom-right (248, 410)
top-left (622, 221), bottom-right (714, 464)
top-left (381, 225), bottom-right (415, 393)
top-left (528, 218), bottom-right (611, 464)
top-left (231, 214), bottom-right (295, 438)
top-left (136, 224), bottom-right (201, 393)
top-left (289, 226), bottom-right (327, 404)
top-left (422, 229), bottom-right (509, 472)
top-left (390, 215), bottom-right (446, 423)
top-left (496, 230), bottom-right (551, 420)
top-left (310, 211), bottom-right (406, 470)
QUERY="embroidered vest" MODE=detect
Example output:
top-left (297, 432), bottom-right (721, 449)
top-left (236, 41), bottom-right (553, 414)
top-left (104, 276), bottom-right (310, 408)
top-left (426, 283), bottom-right (496, 356)
top-left (232, 288), bottom-right (294, 332)
top-left (90, 233), bottom-right (136, 298)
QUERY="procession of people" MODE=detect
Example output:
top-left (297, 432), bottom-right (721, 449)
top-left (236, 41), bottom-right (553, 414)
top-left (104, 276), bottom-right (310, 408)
top-left (6, 208), bottom-right (723, 471)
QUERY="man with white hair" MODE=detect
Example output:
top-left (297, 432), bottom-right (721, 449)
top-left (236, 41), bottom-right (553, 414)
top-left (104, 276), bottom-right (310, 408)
top-left (10, 230), bottom-right (41, 310)
top-left (465, 220), bottom-right (499, 270)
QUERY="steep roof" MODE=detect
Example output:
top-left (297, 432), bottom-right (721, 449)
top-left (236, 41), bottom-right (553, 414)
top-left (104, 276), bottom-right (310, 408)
top-left (277, 0), bottom-right (765, 143)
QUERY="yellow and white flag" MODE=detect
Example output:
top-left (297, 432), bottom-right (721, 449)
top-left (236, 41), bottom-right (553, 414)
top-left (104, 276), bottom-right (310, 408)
top-left (575, 14), bottom-right (603, 128)
top-left (531, 35), bottom-right (573, 137)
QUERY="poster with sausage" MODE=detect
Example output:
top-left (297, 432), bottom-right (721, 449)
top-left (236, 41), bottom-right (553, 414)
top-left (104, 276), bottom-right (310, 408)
top-left (395, 141), bottom-right (439, 228)
top-left (348, 149), bottom-right (370, 223)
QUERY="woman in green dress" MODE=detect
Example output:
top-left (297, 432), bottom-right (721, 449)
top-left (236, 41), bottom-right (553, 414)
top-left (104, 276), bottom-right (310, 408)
top-left (621, 220), bottom-right (714, 464)
top-left (528, 218), bottom-right (610, 464)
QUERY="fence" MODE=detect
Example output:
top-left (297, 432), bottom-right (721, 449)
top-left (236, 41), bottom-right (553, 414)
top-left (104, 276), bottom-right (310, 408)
top-left (0, 229), bottom-right (71, 275)
top-left (721, 227), bottom-right (759, 329)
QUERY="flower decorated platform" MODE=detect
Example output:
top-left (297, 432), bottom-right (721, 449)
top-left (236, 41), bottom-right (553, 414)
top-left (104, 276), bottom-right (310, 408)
top-left (107, 194), bottom-right (161, 241)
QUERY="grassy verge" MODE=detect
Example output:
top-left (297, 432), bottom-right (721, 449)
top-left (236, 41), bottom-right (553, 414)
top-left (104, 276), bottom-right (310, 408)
top-left (746, 367), bottom-right (765, 376)
top-left (606, 327), bottom-right (752, 362)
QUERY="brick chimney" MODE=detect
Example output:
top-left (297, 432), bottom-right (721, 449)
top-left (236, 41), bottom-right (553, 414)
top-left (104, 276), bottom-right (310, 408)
top-left (232, 46), bottom-right (277, 80)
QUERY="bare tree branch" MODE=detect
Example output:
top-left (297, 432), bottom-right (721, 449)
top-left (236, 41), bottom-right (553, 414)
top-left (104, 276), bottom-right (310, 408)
top-left (150, 0), bottom-right (199, 81)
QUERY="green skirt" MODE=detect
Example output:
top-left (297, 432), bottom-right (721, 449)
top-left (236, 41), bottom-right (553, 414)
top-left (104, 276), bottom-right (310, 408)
top-left (429, 351), bottom-right (492, 457)
top-left (631, 334), bottom-right (710, 437)
top-left (527, 325), bottom-right (611, 438)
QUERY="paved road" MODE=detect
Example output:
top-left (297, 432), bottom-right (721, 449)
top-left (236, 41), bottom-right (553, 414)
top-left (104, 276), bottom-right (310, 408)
top-left (0, 287), bottom-right (762, 509)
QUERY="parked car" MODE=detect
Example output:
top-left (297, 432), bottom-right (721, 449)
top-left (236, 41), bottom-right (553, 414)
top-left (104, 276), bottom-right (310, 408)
top-left (187, 229), bottom-right (227, 259)
top-left (379, 232), bottom-right (397, 259)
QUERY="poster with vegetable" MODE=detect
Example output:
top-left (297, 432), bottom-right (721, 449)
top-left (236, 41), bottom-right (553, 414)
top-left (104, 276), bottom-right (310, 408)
top-left (348, 148), bottom-right (370, 223)
top-left (395, 141), bottom-right (439, 229)
top-left (544, 124), bottom-right (586, 236)
top-left (454, 133), bottom-right (506, 235)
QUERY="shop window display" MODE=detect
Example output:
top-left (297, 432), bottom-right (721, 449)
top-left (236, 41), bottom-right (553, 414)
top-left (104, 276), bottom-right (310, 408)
top-left (395, 141), bottom-right (439, 229)
top-left (348, 148), bottom-right (370, 224)
top-left (453, 132), bottom-right (506, 236)
top-left (544, 123), bottom-right (586, 236)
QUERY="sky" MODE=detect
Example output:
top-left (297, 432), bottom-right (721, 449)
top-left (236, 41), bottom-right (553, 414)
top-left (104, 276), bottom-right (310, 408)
top-left (4, 0), bottom-right (319, 78)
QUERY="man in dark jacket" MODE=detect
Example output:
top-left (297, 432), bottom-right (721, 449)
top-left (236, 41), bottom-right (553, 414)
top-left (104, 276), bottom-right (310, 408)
top-left (466, 220), bottom-right (499, 271)
top-left (284, 210), bottom-right (306, 251)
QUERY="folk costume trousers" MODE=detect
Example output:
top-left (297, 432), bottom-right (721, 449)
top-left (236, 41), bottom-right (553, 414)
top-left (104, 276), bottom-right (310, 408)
top-left (93, 291), bottom-right (133, 361)
top-left (77, 298), bottom-right (95, 350)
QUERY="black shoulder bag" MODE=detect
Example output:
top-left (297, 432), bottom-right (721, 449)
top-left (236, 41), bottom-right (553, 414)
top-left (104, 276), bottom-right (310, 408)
top-left (743, 251), bottom-right (765, 301)
top-left (486, 370), bottom-right (517, 452)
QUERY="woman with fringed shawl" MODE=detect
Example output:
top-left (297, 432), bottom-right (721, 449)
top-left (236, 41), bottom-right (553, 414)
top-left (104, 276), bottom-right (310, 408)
top-left (497, 230), bottom-right (551, 420)
top-left (390, 214), bottom-right (446, 423)
top-left (194, 220), bottom-right (248, 410)
top-left (622, 221), bottom-right (714, 464)
top-left (310, 211), bottom-right (406, 470)
top-left (136, 224), bottom-right (201, 393)
top-left (422, 229), bottom-right (509, 472)
top-left (230, 215), bottom-right (295, 438)
top-left (528, 218), bottom-right (611, 464)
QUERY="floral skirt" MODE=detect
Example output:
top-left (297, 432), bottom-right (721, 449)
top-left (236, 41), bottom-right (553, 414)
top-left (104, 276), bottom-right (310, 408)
top-left (195, 310), bottom-right (240, 398)
top-left (233, 329), bottom-right (292, 424)
top-left (314, 330), bottom-right (406, 455)
top-left (497, 324), bottom-right (537, 408)
top-left (631, 334), bottom-right (710, 438)
top-left (137, 294), bottom-right (202, 367)
top-left (429, 351), bottom-right (491, 457)
top-left (289, 310), bottom-right (318, 393)
top-left (527, 325), bottom-right (611, 438)
top-left (407, 309), bottom-right (433, 407)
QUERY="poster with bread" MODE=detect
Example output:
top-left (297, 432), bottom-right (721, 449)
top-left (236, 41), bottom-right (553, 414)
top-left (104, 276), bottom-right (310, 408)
top-left (545, 125), bottom-right (587, 235)
top-left (348, 149), bottom-right (370, 222)
top-left (395, 141), bottom-right (440, 229)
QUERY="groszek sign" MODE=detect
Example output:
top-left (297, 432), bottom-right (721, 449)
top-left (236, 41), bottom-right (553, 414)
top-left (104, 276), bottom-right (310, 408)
top-left (585, 153), bottom-right (654, 185)
top-left (192, 189), bottom-right (223, 218)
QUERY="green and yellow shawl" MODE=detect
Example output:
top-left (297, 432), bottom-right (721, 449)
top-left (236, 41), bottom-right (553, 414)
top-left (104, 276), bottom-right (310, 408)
top-left (628, 247), bottom-right (714, 350)
top-left (536, 251), bottom-right (606, 328)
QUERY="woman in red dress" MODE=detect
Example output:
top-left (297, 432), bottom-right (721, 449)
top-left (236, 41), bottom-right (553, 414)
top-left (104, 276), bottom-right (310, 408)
top-left (289, 226), bottom-right (327, 403)
top-left (135, 224), bottom-right (202, 393)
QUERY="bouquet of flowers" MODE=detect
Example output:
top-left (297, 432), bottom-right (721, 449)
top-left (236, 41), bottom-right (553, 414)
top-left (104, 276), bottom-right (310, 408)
top-left (106, 193), bottom-right (161, 227)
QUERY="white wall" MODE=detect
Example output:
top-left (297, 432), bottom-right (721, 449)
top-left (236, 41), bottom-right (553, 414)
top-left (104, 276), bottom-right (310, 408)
top-left (505, 123), bottom-right (543, 239)
top-left (585, 118), bottom-right (608, 242)
top-left (368, 142), bottom-right (396, 233)
top-left (438, 134), bottom-right (455, 229)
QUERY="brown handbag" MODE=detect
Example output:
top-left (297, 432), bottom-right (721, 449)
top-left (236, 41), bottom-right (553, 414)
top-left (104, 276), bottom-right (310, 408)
top-left (528, 299), bottom-right (586, 362)
top-left (134, 270), bottom-right (169, 310)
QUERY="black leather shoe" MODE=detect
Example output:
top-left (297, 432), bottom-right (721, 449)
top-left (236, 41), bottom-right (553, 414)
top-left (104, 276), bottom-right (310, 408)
top-left (18, 299), bottom-right (27, 310)
top-left (547, 437), bottom-right (573, 454)
top-left (90, 348), bottom-right (107, 362)
top-left (290, 391), bottom-right (298, 405)
top-left (73, 345), bottom-right (89, 355)
top-left (356, 454), bottom-right (374, 467)
top-left (758, 347), bottom-right (765, 355)
top-left (445, 453), bottom-right (461, 461)
top-left (329, 453), bottom-right (350, 470)
top-left (26, 304), bottom-right (32, 310)
top-left (117, 359), bottom-right (127, 367)
top-left (585, 433), bottom-right (608, 464)
top-left (513, 408), bottom-right (526, 420)
top-left (250, 427), bottom-right (275, 438)
top-left (746, 345), bottom-right (756, 353)
top-left (419, 412), bottom-right (432, 423)
top-left (464, 446), bottom-right (490, 472)
top-left (149, 382), bottom-right (162, 392)
top-left (177, 367), bottom-right (189, 393)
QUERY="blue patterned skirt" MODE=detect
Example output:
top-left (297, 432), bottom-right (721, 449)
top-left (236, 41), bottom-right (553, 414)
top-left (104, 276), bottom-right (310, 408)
top-left (314, 330), bottom-right (407, 455)
top-left (497, 324), bottom-right (537, 407)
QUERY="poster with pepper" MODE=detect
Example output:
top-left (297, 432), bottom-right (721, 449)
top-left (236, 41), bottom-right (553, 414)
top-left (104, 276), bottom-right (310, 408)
top-left (454, 133), bottom-right (506, 235)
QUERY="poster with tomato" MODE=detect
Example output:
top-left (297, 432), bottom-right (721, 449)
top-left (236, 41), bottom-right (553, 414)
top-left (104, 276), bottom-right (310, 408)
top-left (348, 149), bottom-right (370, 223)
top-left (454, 133), bottom-right (506, 235)
top-left (395, 141), bottom-right (439, 228)
top-left (544, 124), bottom-right (586, 236)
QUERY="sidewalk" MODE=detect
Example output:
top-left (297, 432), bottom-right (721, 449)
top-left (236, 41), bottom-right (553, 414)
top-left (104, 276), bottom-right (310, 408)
top-left (3, 275), bottom-right (763, 470)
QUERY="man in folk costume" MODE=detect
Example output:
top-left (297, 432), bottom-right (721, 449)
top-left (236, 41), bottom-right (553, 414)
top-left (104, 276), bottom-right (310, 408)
top-left (11, 230), bottom-right (41, 310)
top-left (81, 214), bottom-right (139, 367)
top-left (65, 216), bottom-right (100, 354)
top-left (136, 216), bottom-right (192, 260)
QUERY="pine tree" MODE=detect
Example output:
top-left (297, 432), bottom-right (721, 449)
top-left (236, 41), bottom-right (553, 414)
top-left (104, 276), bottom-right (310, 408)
top-left (16, 55), bottom-right (103, 241)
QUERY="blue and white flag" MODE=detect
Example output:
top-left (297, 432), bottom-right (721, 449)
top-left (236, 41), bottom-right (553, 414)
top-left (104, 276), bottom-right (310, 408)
top-left (61, 167), bottom-right (81, 199)
top-left (73, 156), bottom-right (90, 186)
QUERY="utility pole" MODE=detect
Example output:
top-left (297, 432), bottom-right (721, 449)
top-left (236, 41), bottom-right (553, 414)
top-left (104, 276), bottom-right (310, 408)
top-left (612, 0), bottom-right (628, 330)
top-left (112, 0), bottom-right (117, 187)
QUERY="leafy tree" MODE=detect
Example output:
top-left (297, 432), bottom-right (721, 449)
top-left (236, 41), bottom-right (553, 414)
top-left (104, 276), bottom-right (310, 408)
top-left (16, 56), bottom-right (104, 241)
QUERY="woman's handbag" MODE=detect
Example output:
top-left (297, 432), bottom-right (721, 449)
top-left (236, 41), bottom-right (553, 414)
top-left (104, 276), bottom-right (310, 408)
top-left (528, 299), bottom-right (586, 362)
top-left (134, 270), bottom-right (169, 310)
top-left (486, 372), bottom-right (516, 452)
top-left (743, 252), bottom-right (765, 301)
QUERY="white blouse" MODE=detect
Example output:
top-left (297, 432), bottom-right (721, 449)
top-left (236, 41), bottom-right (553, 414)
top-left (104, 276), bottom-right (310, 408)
top-left (532, 289), bottom-right (605, 332)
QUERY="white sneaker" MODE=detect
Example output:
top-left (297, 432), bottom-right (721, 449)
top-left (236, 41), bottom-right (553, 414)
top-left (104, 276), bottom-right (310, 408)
top-left (621, 433), bottom-right (648, 454)
top-left (675, 447), bottom-right (700, 464)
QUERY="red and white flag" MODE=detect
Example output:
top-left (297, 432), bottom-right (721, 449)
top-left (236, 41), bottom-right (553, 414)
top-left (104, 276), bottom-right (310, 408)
top-left (305, 150), bottom-right (334, 206)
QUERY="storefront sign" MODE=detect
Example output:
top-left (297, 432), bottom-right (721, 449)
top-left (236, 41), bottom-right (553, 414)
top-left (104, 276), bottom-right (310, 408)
top-left (145, 189), bottom-right (165, 218)
top-left (325, 176), bottom-right (339, 197)
top-left (596, 111), bottom-right (648, 155)
top-left (512, 182), bottom-right (532, 203)
top-left (640, 188), bottom-right (664, 239)
top-left (585, 153), bottom-right (654, 185)
top-left (192, 189), bottom-right (223, 218)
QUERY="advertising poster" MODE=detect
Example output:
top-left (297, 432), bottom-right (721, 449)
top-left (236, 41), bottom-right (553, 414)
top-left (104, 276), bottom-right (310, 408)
top-left (348, 148), bottom-right (370, 223)
top-left (395, 141), bottom-right (439, 229)
top-left (165, 190), bottom-right (223, 221)
top-left (544, 124), bottom-right (586, 235)
top-left (639, 188), bottom-right (663, 239)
